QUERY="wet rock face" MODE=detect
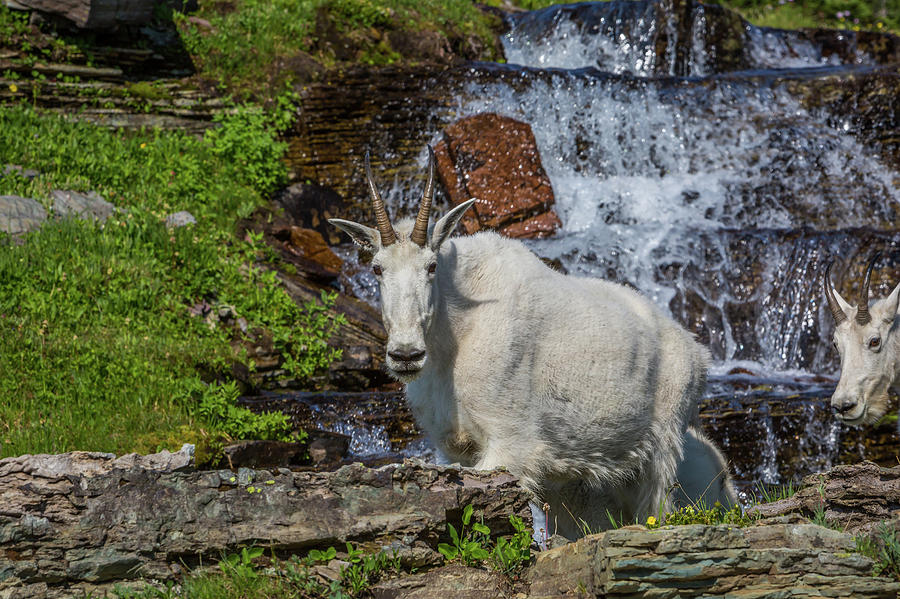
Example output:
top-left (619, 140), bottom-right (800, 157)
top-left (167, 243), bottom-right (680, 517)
top-left (434, 113), bottom-right (561, 239)
top-left (503, 0), bottom-right (900, 77)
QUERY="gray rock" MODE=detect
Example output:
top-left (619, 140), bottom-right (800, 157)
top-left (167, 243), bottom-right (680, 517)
top-left (527, 522), bottom-right (900, 598)
top-left (2, 164), bottom-right (39, 180)
top-left (50, 189), bottom-right (114, 222)
top-left (165, 210), bottom-right (196, 228)
top-left (751, 461), bottom-right (900, 536)
top-left (12, 0), bottom-right (156, 30)
top-left (0, 195), bottom-right (48, 235)
top-left (0, 452), bottom-right (531, 597)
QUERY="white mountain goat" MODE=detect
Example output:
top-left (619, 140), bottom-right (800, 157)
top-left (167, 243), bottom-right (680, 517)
top-left (330, 149), bottom-right (735, 538)
top-left (823, 254), bottom-right (900, 426)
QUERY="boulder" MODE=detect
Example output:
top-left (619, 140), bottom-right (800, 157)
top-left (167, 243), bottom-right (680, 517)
top-left (271, 226), bottom-right (344, 282)
top-left (434, 113), bottom-right (561, 239)
top-left (751, 461), bottom-right (900, 536)
top-left (165, 210), bottom-right (196, 228)
top-left (0, 195), bottom-right (46, 235)
top-left (50, 189), bottom-right (114, 222)
top-left (527, 522), bottom-right (900, 598)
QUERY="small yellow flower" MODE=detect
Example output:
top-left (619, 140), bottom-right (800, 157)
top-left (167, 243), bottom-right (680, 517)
top-left (140, 142), bottom-right (147, 149)
top-left (9, 83), bottom-right (17, 93)
top-left (646, 516), bottom-right (657, 527)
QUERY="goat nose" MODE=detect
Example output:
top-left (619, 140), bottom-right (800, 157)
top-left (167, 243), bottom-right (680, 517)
top-left (835, 400), bottom-right (858, 415)
top-left (389, 348), bottom-right (426, 362)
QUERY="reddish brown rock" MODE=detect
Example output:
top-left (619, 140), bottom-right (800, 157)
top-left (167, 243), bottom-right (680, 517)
top-left (434, 113), bottom-right (560, 239)
top-left (270, 226), bottom-right (343, 281)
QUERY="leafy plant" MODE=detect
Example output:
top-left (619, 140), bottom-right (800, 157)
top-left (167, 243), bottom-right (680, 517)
top-left (439, 504), bottom-right (533, 575)
top-left (489, 514), bottom-right (532, 576)
top-left (338, 543), bottom-right (401, 596)
top-left (306, 545), bottom-right (337, 564)
top-left (220, 546), bottom-right (265, 581)
top-left (438, 504), bottom-right (492, 565)
top-left (855, 522), bottom-right (900, 580)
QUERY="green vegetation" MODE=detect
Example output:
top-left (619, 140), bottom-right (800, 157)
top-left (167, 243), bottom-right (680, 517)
top-left (725, 0), bottom-right (898, 32)
top-left (0, 101), bottom-right (344, 460)
top-left (855, 523), bottom-right (900, 580)
top-left (173, 0), bottom-right (503, 99)
top-left (112, 507), bottom-right (531, 598)
top-left (438, 504), bottom-right (533, 575)
top-left (647, 502), bottom-right (758, 528)
top-left (753, 480), bottom-right (798, 503)
top-left (111, 543), bottom-right (403, 598)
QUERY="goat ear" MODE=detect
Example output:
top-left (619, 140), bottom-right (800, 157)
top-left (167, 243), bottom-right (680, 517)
top-left (882, 281), bottom-right (900, 324)
top-left (431, 199), bottom-right (477, 251)
top-left (830, 282), bottom-right (854, 318)
top-left (328, 218), bottom-right (381, 252)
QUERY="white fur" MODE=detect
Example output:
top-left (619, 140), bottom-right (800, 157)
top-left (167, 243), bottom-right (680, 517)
top-left (828, 276), bottom-right (900, 426)
top-left (332, 197), bottom-right (733, 539)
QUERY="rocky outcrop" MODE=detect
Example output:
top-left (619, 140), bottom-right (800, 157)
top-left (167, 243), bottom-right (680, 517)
top-left (3, 451), bottom-right (900, 598)
top-left (527, 522), bottom-right (900, 598)
top-left (0, 189), bottom-right (116, 236)
top-left (752, 461), bottom-right (900, 536)
top-left (11, 0), bottom-right (157, 30)
top-left (434, 113), bottom-right (561, 239)
top-left (0, 195), bottom-right (47, 235)
top-left (237, 198), bottom-right (392, 391)
top-left (0, 450), bottom-right (531, 598)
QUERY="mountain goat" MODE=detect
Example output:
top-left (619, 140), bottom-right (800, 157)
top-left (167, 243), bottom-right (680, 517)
top-left (330, 149), bottom-right (734, 538)
top-left (823, 254), bottom-right (900, 426)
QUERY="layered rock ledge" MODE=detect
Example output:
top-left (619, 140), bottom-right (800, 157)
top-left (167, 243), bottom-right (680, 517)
top-left (0, 450), bottom-right (530, 598)
top-left (2, 453), bottom-right (899, 598)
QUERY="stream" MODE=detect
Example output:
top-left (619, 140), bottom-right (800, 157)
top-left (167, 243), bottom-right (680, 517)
top-left (261, 0), bottom-right (900, 497)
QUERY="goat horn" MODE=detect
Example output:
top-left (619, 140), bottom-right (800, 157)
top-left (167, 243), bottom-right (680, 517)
top-left (824, 261), bottom-right (848, 325)
top-left (855, 252), bottom-right (881, 325)
top-left (410, 146), bottom-right (436, 247)
top-left (364, 151), bottom-right (397, 247)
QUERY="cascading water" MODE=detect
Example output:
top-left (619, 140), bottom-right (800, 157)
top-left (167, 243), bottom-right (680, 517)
top-left (314, 1), bottom-right (900, 491)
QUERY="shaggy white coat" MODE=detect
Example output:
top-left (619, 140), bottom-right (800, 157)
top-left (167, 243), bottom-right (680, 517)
top-left (333, 202), bottom-right (734, 538)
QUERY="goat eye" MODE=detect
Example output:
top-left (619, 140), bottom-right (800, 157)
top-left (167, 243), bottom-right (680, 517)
top-left (427, 262), bottom-right (437, 275)
top-left (868, 337), bottom-right (881, 349)
top-left (373, 264), bottom-right (383, 276)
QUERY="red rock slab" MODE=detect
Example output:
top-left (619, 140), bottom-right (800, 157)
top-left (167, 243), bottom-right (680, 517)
top-left (434, 113), bottom-right (560, 239)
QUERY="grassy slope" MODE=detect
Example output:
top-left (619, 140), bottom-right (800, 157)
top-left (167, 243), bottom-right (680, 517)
top-left (0, 103), bottom-right (341, 459)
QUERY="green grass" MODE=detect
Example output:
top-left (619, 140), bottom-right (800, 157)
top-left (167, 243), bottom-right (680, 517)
top-left (109, 544), bottom-right (405, 599)
top-left (855, 523), bottom-right (900, 580)
top-left (174, 0), bottom-right (503, 99)
top-left (110, 508), bottom-right (531, 598)
top-left (0, 102), bottom-right (343, 459)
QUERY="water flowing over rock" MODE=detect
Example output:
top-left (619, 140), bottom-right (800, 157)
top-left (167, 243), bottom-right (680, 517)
top-left (434, 113), bottom-right (561, 239)
top-left (503, 0), bottom-right (900, 76)
top-left (0, 451), bottom-right (531, 598)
